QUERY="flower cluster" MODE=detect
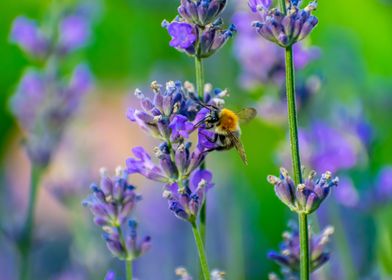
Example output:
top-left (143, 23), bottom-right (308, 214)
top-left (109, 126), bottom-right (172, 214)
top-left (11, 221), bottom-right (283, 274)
top-left (162, 0), bottom-right (236, 58)
top-left (10, 65), bottom-right (92, 167)
top-left (267, 168), bottom-right (338, 214)
top-left (268, 222), bottom-right (334, 278)
top-left (250, 0), bottom-right (318, 47)
top-left (126, 81), bottom-right (227, 222)
top-left (10, 8), bottom-right (94, 168)
top-left (83, 167), bottom-right (151, 261)
top-left (233, 8), bottom-right (320, 88)
top-left (11, 9), bottom-right (91, 58)
top-left (176, 267), bottom-right (226, 280)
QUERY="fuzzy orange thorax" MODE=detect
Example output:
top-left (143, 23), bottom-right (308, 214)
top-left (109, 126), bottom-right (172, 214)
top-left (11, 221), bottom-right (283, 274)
top-left (218, 108), bottom-right (239, 132)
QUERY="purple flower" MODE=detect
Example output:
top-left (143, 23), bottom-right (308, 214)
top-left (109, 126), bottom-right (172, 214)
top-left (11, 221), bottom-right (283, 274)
top-left (268, 222), bottom-right (334, 275)
top-left (166, 21), bottom-right (197, 49)
top-left (252, 1), bottom-right (318, 47)
top-left (104, 271), bottom-right (116, 280)
top-left (162, 16), bottom-right (236, 58)
top-left (299, 121), bottom-right (361, 173)
top-left (163, 169), bottom-right (214, 222)
top-left (126, 147), bottom-right (170, 183)
top-left (375, 166), bottom-right (392, 201)
top-left (10, 16), bottom-right (48, 57)
top-left (83, 167), bottom-right (151, 261)
top-left (58, 15), bottom-right (90, 53)
top-left (126, 81), bottom-right (228, 223)
top-left (11, 70), bottom-right (45, 130)
top-left (198, 21), bottom-right (237, 58)
top-left (232, 11), bottom-right (319, 88)
top-left (10, 63), bottom-right (92, 167)
top-left (178, 0), bottom-right (227, 26)
top-left (68, 64), bottom-right (93, 95)
top-left (169, 115), bottom-right (194, 141)
top-left (334, 176), bottom-right (359, 208)
top-left (248, 0), bottom-right (271, 12)
top-left (267, 168), bottom-right (338, 214)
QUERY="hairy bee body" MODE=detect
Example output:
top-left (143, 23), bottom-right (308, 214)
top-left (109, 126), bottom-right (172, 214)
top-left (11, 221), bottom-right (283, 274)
top-left (197, 106), bottom-right (256, 165)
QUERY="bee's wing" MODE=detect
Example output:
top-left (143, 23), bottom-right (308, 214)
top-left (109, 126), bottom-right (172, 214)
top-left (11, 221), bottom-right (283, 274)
top-left (237, 108), bottom-right (257, 124)
top-left (227, 130), bottom-right (248, 165)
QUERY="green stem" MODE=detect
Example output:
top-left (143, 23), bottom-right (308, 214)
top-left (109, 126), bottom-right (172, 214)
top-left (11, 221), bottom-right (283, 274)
top-left (278, 0), bottom-right (287, 13)
top-left (279, 2), bottom-right (308, 274)
top-left (200, 197), bottom-right (207, 245)
top-left (125, 259), bottom-right (133, 280)
top-left (19, 165), bottom-right (43, 280)
top-left (191, 221), bottom-right (211, 280)
top-left (116, 225), bottom-right (133, 280)
top-left (195, 55), bottom-right (207, 245)
top-left (286, 46), bottom-right (309, 280)
top-left (195, 56), bottom-right (205, 99)
top-left (284, 47), bottom-right (303, 185)
top-left (299, 213), bottom-right (310, 279)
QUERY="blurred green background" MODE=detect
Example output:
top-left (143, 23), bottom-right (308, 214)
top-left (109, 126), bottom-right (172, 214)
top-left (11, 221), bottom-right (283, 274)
top-left (1, 0), bottom-right (392, 279)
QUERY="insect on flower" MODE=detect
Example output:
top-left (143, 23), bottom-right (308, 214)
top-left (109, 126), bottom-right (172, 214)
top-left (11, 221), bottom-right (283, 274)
top-left (194, 100), bottom-right (257, 165)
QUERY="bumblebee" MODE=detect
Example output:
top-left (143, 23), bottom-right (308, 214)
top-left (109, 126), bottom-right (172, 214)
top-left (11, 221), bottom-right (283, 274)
top-left (195, 104), bottom-right (257, 165)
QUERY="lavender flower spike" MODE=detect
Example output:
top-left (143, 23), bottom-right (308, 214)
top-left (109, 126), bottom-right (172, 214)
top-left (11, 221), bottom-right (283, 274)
top-left (251, 1), bottom-right (318, 47)
top-left (164, 169), bottom-right (214, 223)
top-left (162, 18), bottom-right (236, 58)
top-left (268, 223), bottom-right (334, 276)
top-left (83, 167), bottom-right (150, 261)
top-left (178, 0), bottom-right (227, 26)
top-left (267, 168), bottom-right (338, 214)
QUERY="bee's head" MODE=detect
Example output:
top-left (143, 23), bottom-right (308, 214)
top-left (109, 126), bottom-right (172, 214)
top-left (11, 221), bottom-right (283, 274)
top-left (204, 109), bottom-right (220, 128)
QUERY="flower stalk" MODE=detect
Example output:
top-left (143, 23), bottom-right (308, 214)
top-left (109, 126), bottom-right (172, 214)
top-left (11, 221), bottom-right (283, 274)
top-left (126, 259), bottom-right (133, 280)
top-left (19, 165), bottom-right (43, 280)
top-left (195, 56), bottom-right (205, 100)
top-left (191, 221), bottom-right (211, 280)
top-left (275, 0), bottom-right (309, 278)
top-left (280, 4), bottom-right (308, 280)
top-left (195, 43), bottom-right (207, 245)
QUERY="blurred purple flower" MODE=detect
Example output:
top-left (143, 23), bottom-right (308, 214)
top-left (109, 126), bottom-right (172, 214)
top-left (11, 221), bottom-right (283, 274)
top-left (334, 176), bottom-right (359, 208)
top-left (267, 168), bottom-right (338, 214)
top-left (10, 16), bottom-right (49, 57)
top-left (248, 0), bottom-right (271, 12)
top-left (268, 222), bottom-right (334, 276)
top-left (375, 166), bottom-right (392, 201)
top-left (104, 271), bottom-right (116, 280)
top-left (68, 64), bottom-right (93, 96)
top-left (251, 1), bottom-right (318, 47)
top-left (58, 15), bottom-right (91, 53)
top-left (299, 121), bottom-right (361, 173)
top-left (11, 70), bottom-right (45, 130)
top-left (83, 167), bottom-right (151, 260)
top-left (178, 0), bottom-right (227, 26)
top-left (10, 64), bottom-right (92, 167)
